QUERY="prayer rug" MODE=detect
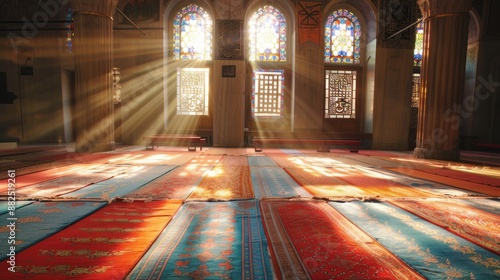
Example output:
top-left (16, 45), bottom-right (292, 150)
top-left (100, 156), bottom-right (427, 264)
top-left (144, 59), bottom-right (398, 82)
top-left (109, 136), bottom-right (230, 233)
top-left (388, 167), bottom-right (500, 196)
top-left (335, 166), bottom-right (438, 198)
top-left (250, 167), bottom-right (312, 198)
top-left (461, 198), bottom-right (500, 215)
top-left (329, 201), bottom-right (500, 279)
top-left (60, 165), bottom-right (176, 200)
top-left (0, 161), bottom-right (70, 180)
top-left (0, 200), bottom-right (182, 279)
top-left (415, 167), bottom-right (500, 187)
top-left (369, 168), bottom-right (480, 197)
top-left (0, 159), bottom-right (51, 173)
top-left (34, 152), bottom-right (116, 163)
top-left (217, 155), bottom-right (249, 166)
top-left (187, 166), bottom-right (254, 201)
top-left (389, 198), bottom-right (500, 255)
top-left (124, 155), bottom-right (222, 200)
top-left (14, 173), bottom-right (112, 199)
top-left (247, 156), bottom-right (278, 167)
top-left (0, 201), bottom-right (32, 215)
top-left (127, 200), bottom-right (275, 279)
top-left (0, 163), bottom-right (93, 192)
top-left (448, 165), bottom-right (500, 179)
top-left (106, 152), bottom-right (198, 166)
top-left (202, 148), bottom-right (248, 155)
top-left (260, 199), bottom-right (423, 279)
top-left (2, 164), bottom-right (140, 198)
top-left (341, 153), bottom-right (407, 168)
top-left (284, 167), bottom-right (369, 198)
top-left (0, 201), bottom-right (106, 261)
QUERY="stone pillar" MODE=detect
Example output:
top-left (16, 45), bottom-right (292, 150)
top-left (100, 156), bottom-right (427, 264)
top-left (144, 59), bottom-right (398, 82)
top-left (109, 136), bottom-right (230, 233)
top-left (71, 0), bottom-right (118, 153)
top-left (414, 0), bottom-right (472, 161)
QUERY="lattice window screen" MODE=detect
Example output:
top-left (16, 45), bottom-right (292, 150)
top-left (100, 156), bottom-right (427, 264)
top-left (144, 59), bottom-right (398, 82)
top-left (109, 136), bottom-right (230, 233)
top-left (177, 68), bottom-right (209, 115)
top-left (325, 69), bottom-right (356, 118)
top-left (252, 69), bottom-right (284, 118)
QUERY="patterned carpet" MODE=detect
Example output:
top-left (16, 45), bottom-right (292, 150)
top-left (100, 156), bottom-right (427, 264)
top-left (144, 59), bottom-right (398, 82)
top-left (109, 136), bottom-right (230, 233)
top-left (0, 146), bottom-right (499, 279)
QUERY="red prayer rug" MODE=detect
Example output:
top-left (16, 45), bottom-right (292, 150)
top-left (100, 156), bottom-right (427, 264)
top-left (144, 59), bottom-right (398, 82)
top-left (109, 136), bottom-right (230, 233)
top-left (389, 198), bottom-right (500, 255)
top-left (0, 200), bottom-right (182, 279)
top-left (260, 199), bottom-right (424, 279)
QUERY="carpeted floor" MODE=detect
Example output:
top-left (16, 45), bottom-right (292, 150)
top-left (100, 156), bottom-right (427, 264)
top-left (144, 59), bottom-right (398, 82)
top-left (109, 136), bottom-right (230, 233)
top-left (0, 145), bottom-right (499, 279)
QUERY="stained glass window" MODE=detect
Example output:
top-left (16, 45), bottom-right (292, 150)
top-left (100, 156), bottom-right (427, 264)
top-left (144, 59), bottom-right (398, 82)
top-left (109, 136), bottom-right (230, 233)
top-left (414, 21), bottom-right (424, 67)
top-left (65, 7), bottom-right (74, 53)
top-left (173, 4), bottom-right (213, 60)
top-left (325, 70), bottom-right (356, 118)
top-left (324, 9), bottom-right (361, 64)
top-left (248, 5), bottom-right (286, 62)
top-left (252, 69), bottom-right (284, 118)
top-left (177, 68), bottom-right (209, 115)
top-left (411, 73), bottom-right (421, 108)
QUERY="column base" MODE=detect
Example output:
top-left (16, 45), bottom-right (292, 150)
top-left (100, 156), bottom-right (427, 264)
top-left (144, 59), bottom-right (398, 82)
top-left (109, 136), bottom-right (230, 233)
top-left (413, 148), bottom-right (460, 161)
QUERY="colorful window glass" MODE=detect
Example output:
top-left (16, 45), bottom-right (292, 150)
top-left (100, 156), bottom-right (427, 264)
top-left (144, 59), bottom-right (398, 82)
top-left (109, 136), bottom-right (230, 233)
top-left (325, 70), bottom-right (356, 118)
top-left (324, 9), bottom-right (361, 64)
top-left (248, 5), bottom-right (286, 62)
top-left (414, 21), bottom-right (424, 67)
top-left (411, 73), bottom-right (421, 108)
top-left (252, 69), bottom-right (284, 118)
top-left (66, 7), bottom-right (74, 53)
top-left (173, 4), bottom-right (213, 60)
top-left (177, 68), bottom-right (210, 115)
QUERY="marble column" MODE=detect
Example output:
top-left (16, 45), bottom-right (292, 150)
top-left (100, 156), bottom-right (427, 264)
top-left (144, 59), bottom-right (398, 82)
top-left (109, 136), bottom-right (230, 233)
top-left (414, 0), bottom-right (472, 161)
top-left (71, 0), bottom-right (118, 153)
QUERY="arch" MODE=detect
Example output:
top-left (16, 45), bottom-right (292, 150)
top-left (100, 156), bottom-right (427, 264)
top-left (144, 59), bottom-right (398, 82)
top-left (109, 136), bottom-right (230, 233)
top-left (172, 3), bottom-right (213, 60)
top-left (248, 5), bottom-right (287, 62)
top-left (324, 8), bottom-right (361, 64)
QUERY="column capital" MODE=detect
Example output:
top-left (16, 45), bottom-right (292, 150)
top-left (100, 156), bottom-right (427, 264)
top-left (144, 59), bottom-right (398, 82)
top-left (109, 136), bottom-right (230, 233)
top-left (70, 0), bottom-right (119, 19)
top-left (418, 0), bottom-right (473, 19)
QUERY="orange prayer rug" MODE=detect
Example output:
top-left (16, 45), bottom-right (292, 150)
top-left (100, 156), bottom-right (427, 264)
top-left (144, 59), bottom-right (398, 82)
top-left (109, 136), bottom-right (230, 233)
top-left (336, 166), bottom-right (437, 198)
top-left (260, 199), bottom-right (424, 279)
top-left (388, 167), bottom-right (500, 196)
top-left (124, 155), bottom-right (222, 200)
top-left (216, 155), bottom-right (249, 166)
top-left (284, 167), bottom-right (369, 198)
top-left (414, 167), bottom-right (500, 187)
top-left (187, 165), bottom-right (254, 201)
top-left (389, 198), bottom-right (500, 255)
top-left (0, 200), bottom-right (182, 279)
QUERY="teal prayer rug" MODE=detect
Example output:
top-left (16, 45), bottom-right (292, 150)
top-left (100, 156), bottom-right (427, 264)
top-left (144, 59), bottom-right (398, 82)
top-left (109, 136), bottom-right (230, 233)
top-left (127, 200), bottom-right (276, 279)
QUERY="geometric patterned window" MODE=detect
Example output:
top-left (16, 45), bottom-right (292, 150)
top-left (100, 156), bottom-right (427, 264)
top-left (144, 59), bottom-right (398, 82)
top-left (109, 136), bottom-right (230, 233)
top-left (248, 5), bottom-right (287, 62)
top-left (252, 69), bottom-right (284, 118)
top-left (324, 9), bottom-right (361, 64)
top-left (173, 4), bottom-right (213, 60)
top-left (65, 7), bottom-right (74, 53)
top-left (176, 68), bottom-right (210, 115)
top-left (411, 73), bottom-right (421, 108)
top-left (414, 21), bottom-right (424, 67)
top-left (325, 70), bottom-right (356, 118)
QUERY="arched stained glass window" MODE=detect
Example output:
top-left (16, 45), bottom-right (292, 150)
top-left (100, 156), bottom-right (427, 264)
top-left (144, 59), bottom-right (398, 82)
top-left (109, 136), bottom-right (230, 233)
top-left (65, 7), bottom-right (74, 53)
top-left (324, 9), bottom-right (361, 64)
top-left (414, 21), bottom-right (424, 67)
top-left (248, 5), bottom-right (286, 62)
top-left (173, 4), bottom-right (213, 60)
